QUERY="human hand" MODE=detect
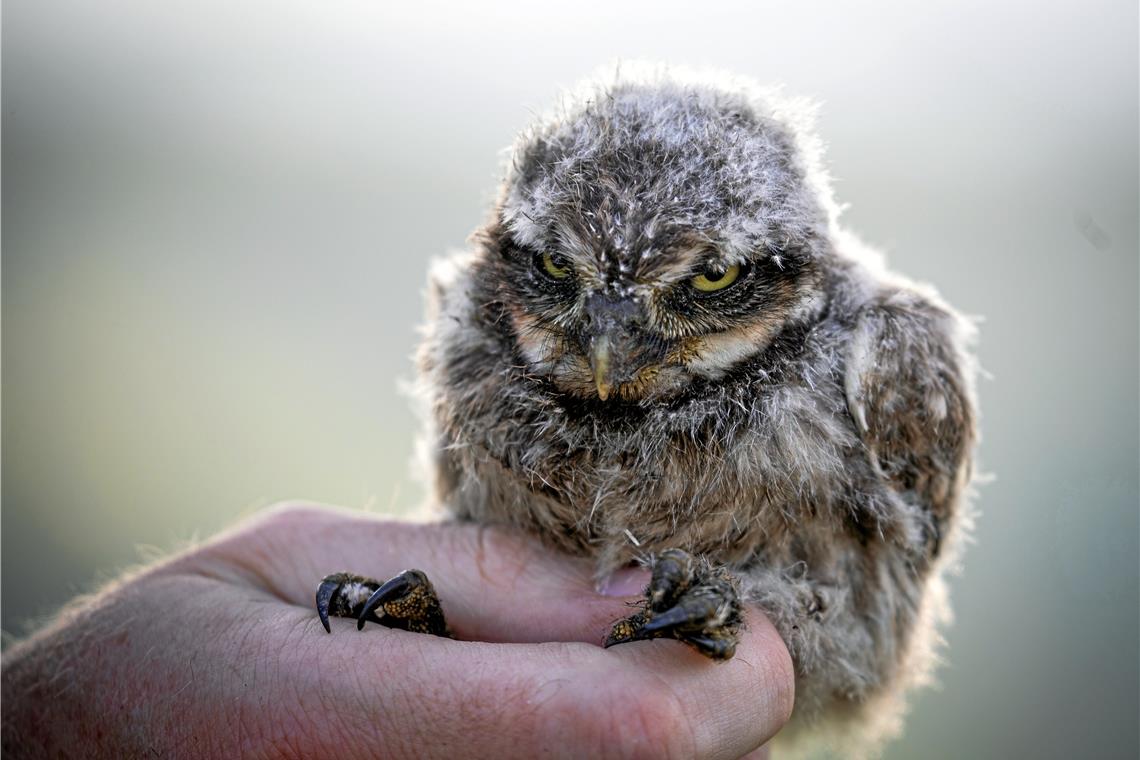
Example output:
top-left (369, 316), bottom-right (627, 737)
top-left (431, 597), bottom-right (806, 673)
top-left (2, 503), bottom-right (793, 758)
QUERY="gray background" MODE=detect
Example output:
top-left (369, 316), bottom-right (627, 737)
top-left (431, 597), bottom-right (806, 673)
top-left (4, 1), bottom-right (1137, 757)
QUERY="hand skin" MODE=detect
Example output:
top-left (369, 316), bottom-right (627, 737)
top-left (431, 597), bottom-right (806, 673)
top-left (1, 503), bottom-right (794, 759)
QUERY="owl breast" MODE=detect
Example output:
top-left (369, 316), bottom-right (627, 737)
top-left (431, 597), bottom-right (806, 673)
top-left (428, 305), bottom-right (865, 574)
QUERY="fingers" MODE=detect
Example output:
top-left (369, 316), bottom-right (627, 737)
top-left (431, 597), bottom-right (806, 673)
top-left (260, 594), bottom-right (792, 760)
top-left (185, 503), bottom-right (644, 645)
top-left (169, 504), bottom-right (794, 758)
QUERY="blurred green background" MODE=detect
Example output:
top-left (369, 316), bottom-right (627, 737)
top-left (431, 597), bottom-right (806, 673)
top-left (4, 1), bottom-right (1137, 757)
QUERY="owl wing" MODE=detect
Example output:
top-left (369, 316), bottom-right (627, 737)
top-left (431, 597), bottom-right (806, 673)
top-left (843, 288), bottom-right (977, 560)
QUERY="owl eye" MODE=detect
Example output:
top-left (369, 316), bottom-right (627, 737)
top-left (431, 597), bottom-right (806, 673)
top-left (690, 263), bottom-right (741, 293)
top-left (537, 251), bottom-right (572, 280)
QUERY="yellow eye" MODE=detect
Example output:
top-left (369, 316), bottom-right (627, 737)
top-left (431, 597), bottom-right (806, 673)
top-left (690, 263), bottom-right (741, 292)
top-left (541, 252), bottom-right (572, 279)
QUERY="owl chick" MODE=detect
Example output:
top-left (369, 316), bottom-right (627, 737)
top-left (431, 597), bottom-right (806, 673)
top-left (317, 65), bottom-right (977, 753)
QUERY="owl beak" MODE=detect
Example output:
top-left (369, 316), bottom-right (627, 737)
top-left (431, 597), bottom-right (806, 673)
top-left (582, 292), bottom-right (662, 400)
top-left (590, 335), bottom-right (613, 400)
top-left (588, 331), bottom-right (655, 401)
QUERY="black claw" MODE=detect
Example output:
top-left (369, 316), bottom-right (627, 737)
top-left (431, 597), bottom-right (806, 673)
top-left (604, 549), bottom-right (742, 661)
top-left (316, 568), bottom-right (450, 638)
top-left (685, 634), bottom-right (737, 661)
top-left (315, 576), bottom-right (341, 634)
top-left (640, 605), bottom-right (692, 635)
top-left (604, 611), bottom-right (650, 647)
top-left (357, 574), bottom-right (411, 630)
top-left (316, 572), bottom-right (383, 633)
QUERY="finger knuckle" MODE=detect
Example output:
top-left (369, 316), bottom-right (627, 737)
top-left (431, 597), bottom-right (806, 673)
top-left (259, 500), bottom-right (327, 528)
top-left (595, 683), bottom-right (694, 760)
top-left (516, 657), bottom-right (696, 760)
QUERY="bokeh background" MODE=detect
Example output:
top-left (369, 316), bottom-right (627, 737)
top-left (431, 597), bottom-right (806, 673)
top-left (4, 1), bottom-right (1137, 757)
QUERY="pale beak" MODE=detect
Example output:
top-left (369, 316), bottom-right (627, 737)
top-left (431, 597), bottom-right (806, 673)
top-left (579, 291), bottom-right (666, 401)
top-left (590, 335), bottom-right (613, 400)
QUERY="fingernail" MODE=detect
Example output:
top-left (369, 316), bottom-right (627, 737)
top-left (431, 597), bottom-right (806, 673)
top-left (597, 567), bottom-right (650, 597)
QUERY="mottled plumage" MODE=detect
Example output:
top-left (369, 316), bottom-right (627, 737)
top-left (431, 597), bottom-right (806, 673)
top-left (415, 65), bottom-right (977, 754)
top-left (321, 63), bottom-right (977, 756)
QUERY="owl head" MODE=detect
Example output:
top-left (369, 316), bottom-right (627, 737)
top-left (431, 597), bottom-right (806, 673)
top-left (471, 65), bottom-right (838, 404)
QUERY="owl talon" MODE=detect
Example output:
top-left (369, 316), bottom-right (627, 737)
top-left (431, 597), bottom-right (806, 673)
top-left (316, 572), bottom-right (383, 633)
top-left (639, 604), bottom-right (696, 635)
top-left (604, 549), bottom-right (742, 661)
top-left (316, 576), bottom-right (340, 633)
top-left (603, 611), bottom-right (651, 648)
top-left (315, 569), bottom-right (451, 638)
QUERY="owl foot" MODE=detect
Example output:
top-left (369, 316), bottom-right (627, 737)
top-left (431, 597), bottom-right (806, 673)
top-left (315, 569), bottom-right (451, 637)
top-left (603, 549), bottom-right (742, 661)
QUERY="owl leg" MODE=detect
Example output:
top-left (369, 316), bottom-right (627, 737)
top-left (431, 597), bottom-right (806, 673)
top-left (603, 549), bottom-right (743, 661)
top-left (315, 570), bottom-right (451, 637)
